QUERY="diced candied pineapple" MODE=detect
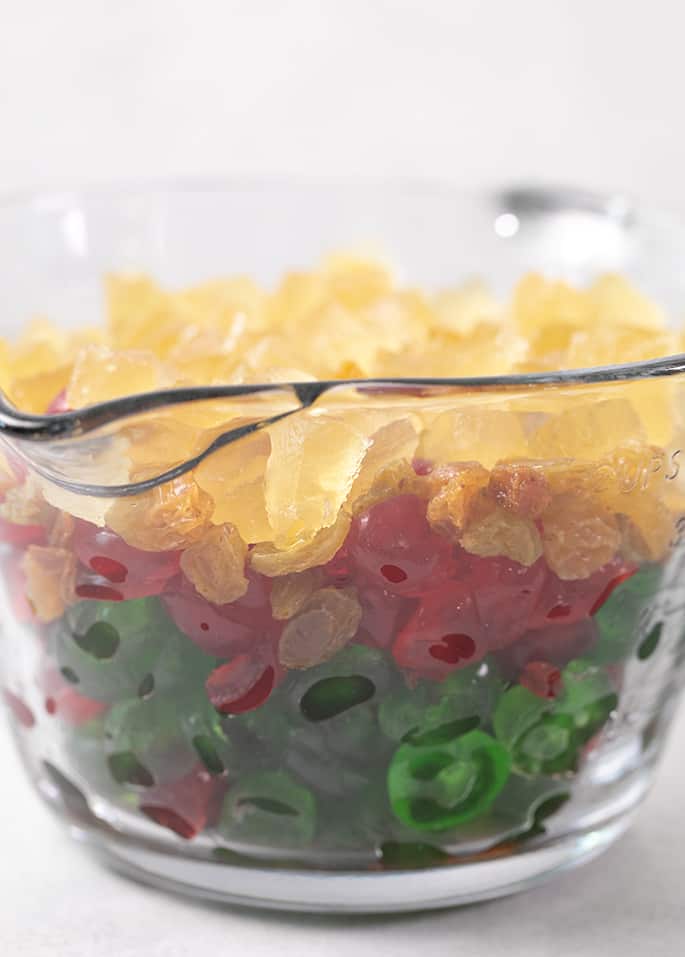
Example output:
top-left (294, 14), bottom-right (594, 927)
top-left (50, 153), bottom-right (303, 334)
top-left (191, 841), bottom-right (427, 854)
top-left (194, 431), bottom-right (272, 542)
top-left (278, 586), bottom-right (362, 669)
top-left (320, 252), bottom-right (394, 309)
top-left (512, 274), bottom-right (591, 342)
top-left (66, 345), bottom-right (167, 408)
top-left (265, 414), bottom-right (370, 547)
top-left (180, 523), bottom-right (248, 604)
top-left (9, 365), bottom-right (73, 414)
top-left (270, 568), bottom-right (324, 620)
top-left (541, 494), bottom-right (621, 579)
top-left (426, 463), bottom-right (490, 538)
top-left (587, 274), bottom-right (667, 332)
top-left (106, 471), bottom-right (213, 551)
top-left (250, 509), bottom-right (351, 576)
top-left (461, 506), bottom-right (542, 566)
top-left (21, 545), bottom-right (76, 622)
top-left (122, 416), bottom-right (202, 472)
top-left (106, 275), bottom-right (186, 356)
top-left (352, 459), bottom-right (425, 514)
top-left (419, 407), bottom-right (528, 469)
top-left (528, 398), bottom-right (644, 460)
top-left (348, 418), bottom-right (420, 502)
top-left (0, 475), bottom-right (53, 527)
top-left (431, 280), bottom-right (502, 335)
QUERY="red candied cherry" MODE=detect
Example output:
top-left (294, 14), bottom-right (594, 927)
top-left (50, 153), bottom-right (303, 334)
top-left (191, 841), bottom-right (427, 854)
top-left (495, 617), bottom-right (598, 681)
top-left (530, 559), bottom-right (636, 629)
top-left (393, 582), bottom-right (485, 680)
top-left (469, 555), bottom-right (548, 650)
top-left (140, 764), bottom-right (227, 839)
top-left (205, 652), bottom-right (280, 714)
top-left (356, 586), bottom-right (417, 649)
top-left (349, 494), bottom-right (460, 597)
top-left (163, 571), bottom-right (275, 657)
top-left (0, 518), bottom-right (47, 547)
top-left (73, 520), bottom-right (181, 601)
top-left (42, 668), bottom-right (107, 725)
top-left (520, 661), bottom-right (563, 700)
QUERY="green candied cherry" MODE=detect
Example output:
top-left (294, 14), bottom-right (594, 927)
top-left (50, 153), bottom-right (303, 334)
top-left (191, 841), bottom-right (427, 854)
top-left (379, 661), bottom-right (503, 746)
top-left (493, 658), bottom-right (618, 775)
top-left (104, 689), bottom-right (232, 788)
top-left (218, 770), bottom-right (316, 846)
top-left (52, 598), bottom-right (214, 703)
top-left (592, 564), bottom-right (663, 664)
top-left (387, 729), bottom-right (511, 832)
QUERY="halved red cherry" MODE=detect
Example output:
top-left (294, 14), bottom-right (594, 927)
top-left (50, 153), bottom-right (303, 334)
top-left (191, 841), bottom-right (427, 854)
top-left (530, 559), bottom-right (636, 630)
top-left (356, 586), bottom-right (417, 649)
top-left (393, 582), bottom-right (485, 680)
top-left (140, 764), bottom-right (227, 839)
top-left (349, 495), bottom-right (460, 597)
top-left (520, 661), bottom-right (563, 699)
top-left (205, 653), bottom-right (278, 714)
top-left (73, 520), bottom-right (180, 600)
top-left (469, 555), bottom-right (547, 650)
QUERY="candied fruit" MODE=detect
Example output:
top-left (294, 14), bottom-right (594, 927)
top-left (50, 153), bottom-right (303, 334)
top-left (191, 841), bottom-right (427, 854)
top-left (106, 472), bottom-right (213, 551)
top-left (541, 494), bottom-right (621, 580)
top-left (270, 568), bottom-right (324, 621)
top-left (21, 546), bottom-right (76, 622)
top-left (461, 507), bottom-right (542, 567)
top-left (278, 587), bottom-right (362, 669)
top-left (180, 524), bottom-right (248, 605)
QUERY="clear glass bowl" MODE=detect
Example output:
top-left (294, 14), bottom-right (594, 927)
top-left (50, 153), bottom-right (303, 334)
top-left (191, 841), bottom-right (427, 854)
top-left (2, 180), bottom-right (685, 913)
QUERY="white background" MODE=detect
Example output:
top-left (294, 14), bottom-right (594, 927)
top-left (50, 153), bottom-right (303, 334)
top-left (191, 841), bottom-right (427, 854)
top-left (2, 1), bottom-right (685, 954)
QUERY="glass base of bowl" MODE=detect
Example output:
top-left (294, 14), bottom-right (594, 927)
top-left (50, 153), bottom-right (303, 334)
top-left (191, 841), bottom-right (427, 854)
top-left (70, 809), bottom-right (635, 914)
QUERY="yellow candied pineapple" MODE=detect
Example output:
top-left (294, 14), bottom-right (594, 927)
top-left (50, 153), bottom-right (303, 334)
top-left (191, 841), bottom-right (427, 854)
top-left (348, 418), bottom-right (420, 503)
top-left (0, 476), bottom-right (54, 527)
top-left (179, 524), bottom-right (248, 604)
top-left (419, 407), bottom-right (528, 469)
top-left (106, 275), bottom-right (186, 357)
top-left (21, 545), bottom-right (76, 622)
top-left (541, 494), bottom-right (621, 580)
top-left (431, 280), bottom-right (502, 335)
top-left (461, 507), bottom-right (542, 567)
top-left (106, 471), bottom-right (213, 551)
top-left (319, 252), bottom-right (394, 309)
top-left (270, 568), bottom-right (324, 621)
top-left (66, 345), bottom-right (168, 408)
top-left (528, 398), bottom-right (644, 460)
top-left (250, 509), bottom-right (351, 577)
top-left (265, 414), bottom-right (370, 547)
top-left (194, 431), bottom-right (272, 543)
top-left (278, 587), bottom-right (362, 669)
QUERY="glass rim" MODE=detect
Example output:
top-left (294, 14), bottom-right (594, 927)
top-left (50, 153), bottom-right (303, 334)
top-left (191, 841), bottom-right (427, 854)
top-left (1, 176), bottom-right (684, 447)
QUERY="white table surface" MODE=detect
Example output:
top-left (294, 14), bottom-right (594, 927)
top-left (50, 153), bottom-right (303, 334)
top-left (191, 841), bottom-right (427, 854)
top-left (2, 1), bottom-right (685, 953)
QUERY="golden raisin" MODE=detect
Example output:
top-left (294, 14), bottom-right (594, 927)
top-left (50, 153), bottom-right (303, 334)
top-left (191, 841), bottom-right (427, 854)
top-left (106, 472), bottom-right (213, 551)
top-left (489, 463), bottom-right (552, 519)
top-left (461, 506), bottom-right (542, 566)
top-left (278, 587), bottom-right (362, 669)
top-left (270, 568), bottom-right (324, 620)
top-left (180, 524), bottom-right (248, 605)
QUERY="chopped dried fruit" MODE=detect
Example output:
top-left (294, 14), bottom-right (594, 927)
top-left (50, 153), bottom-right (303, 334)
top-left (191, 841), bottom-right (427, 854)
top-left (461, 507), bottom-right (542, 566)
top-left (270, 568), bottom-right (324, 620)
top-left (21, 546), bottom-right (76, 622)
top-left (489, 463), bottom-right (552, 519)
top-left (542, 495), bottom-right (621, 580)
top-left (180, 524), bottom-right (248, 605)
top-left (250, 509), bottom-right (352, 576)
top-left (106, 473), bottom-right (214, 551)
top-left (278, 587), bottom-right (362, 669)
top-left (426, 463), bottom-right (490, 538)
